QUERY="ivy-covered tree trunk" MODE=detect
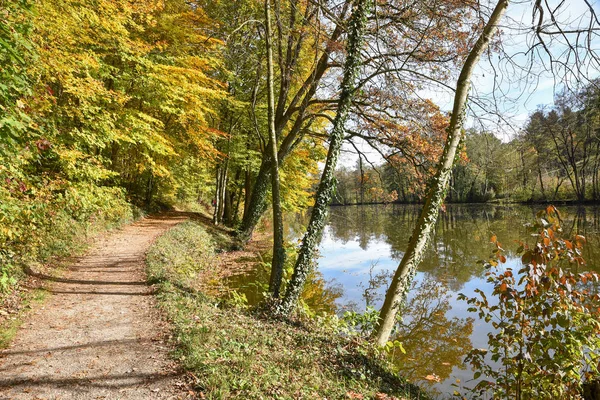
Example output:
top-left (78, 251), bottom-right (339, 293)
top-left (372, 0), bottom-right (510, 346)
top-left (265, 0), bottom-right (286, 297)
top-left (279, 0), bottom-right (371, 315)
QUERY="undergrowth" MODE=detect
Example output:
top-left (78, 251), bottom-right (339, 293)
top-left (0, 287), bottom-right (46, 349)
top-left (0, 184), bottom-right (138, 300)
top-left (146, 221), bottom-right (429, 400)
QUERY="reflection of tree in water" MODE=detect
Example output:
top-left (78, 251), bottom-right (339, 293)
top-left (326, 205), bottom-right (394, 246)
top-left (284, 208), bottom-right (311, 240)
top-left (290, 204), bottom-right (600, 309)
top-left (323, 204), bottom-right (600, 288)
top-left (359, 262), bottom-right (393, 308)
top-left (388, 277), bottom-right (473, 394)
top-left (225, 259), bottom-right (343, 315)
top-left (419, 206), bottom-right (530, 290)
top-left (556, 206), bottom-right (600, 273)
top-left (301, 270), bottom-right (343, 314)
top-left (325, 204), bottom-right (538, 288)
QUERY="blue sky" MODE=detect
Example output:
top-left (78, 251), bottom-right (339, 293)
top-left (339, 0), bottom-right (600, 167)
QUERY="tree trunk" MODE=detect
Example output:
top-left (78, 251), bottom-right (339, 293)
top-left (220, 171), bottom-right (228, 222)
top-left (279, 0), bottom-right (371, 315)
top-left (553, 175), bottom-right (565, 201)
top-left (244, 168), bottom-right (252, 216)
top-left (592, 153), bottom-right (598, 201)
top-left (239, 159), bottom-right (271, 241)
top-left (237, 3), bottom-right (351, 243)
top-left (213, 162), bottom-right (229, 225)
top-left (225, 169), bottom-right (241, 226)
top-left (520, 147), bottom-right (528, 190)
top-left (234, 184), bottom-right (243, 225)
top-left (145, 173), bottom-right (154, 206)
top-left (537, 160), bottom-right (546, 200)
top-left (372, 0), bottom-right (510, 346)
top-left (213, 166), bottom-right (222, 224)
top-left (223, 188), bottom-right (233, 225)
top-left (265, 0), bottom-right (286, 297)
top-left (359, 155), bottom-right (365, 205)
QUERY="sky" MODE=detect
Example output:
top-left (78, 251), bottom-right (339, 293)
top-left (338, 0), bottom-right (600, 168)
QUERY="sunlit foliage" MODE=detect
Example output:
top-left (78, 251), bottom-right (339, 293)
top-left (460, 206), bottom-right (600, 399)
top-left (0, 0), bottom-right (224, 293)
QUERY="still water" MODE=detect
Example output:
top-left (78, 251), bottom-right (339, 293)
top-left (233, 204), bottom-right (600, 397)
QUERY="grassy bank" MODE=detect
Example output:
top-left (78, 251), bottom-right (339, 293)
top-left (146, 220), bottom-right (429, 400)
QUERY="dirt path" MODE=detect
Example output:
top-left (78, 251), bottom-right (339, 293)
top-left (0, 214), bottom-right (191, 400)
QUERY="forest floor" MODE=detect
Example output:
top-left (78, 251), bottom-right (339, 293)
top-left (0, 213), bottom-right (196, 400)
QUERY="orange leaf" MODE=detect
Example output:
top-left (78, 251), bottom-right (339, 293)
top-left (425, 374), bottom-right (441, 382)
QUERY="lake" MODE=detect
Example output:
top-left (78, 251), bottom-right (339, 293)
top-left (231, 204), bottom-right (600, 397)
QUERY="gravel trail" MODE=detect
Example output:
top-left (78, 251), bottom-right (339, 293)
top-left (0, 214), bottom-right (190, 400)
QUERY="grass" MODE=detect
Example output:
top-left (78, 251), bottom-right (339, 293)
top-left (0, 288), bottom-right (47, 349)
top-left (147, 220), bottom-right (430, 400)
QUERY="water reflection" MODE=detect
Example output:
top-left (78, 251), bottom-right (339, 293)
top-left (323, 204), bottom-right (600, 298)
top-left (226, 204), bottom-right (600, 396)
top-left (391, 278), bottom-right (473, 396)
top-left (317, 204), bottom-right (600, 395)
top-left (225, 260), bottom-right (343, 315)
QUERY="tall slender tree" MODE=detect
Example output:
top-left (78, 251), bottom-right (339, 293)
top-left (237, 0), bottom-right (483, 242)
top-left (279, 0), bottom-right (372, 315)
top-left (373, 0), bottom-right (510, 346)
top-left (237, 0), bottom-right (351, 243)
top-left (264, 0), bottom-right (286, 297)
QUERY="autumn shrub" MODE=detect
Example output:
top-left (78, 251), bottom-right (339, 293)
top-left (459, 206), bottom-right (600, 399)
top-left (0, 0), bottom-right (138, 295)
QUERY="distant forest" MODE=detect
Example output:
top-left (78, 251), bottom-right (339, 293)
top-left (333, 83), bottom-right (600, 205)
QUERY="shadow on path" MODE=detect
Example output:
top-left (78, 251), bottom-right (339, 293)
top-left (0, 214), bottom-right (190, 399)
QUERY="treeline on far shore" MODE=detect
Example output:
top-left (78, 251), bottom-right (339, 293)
top-left (333, 82), bottom-right (600, 207)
